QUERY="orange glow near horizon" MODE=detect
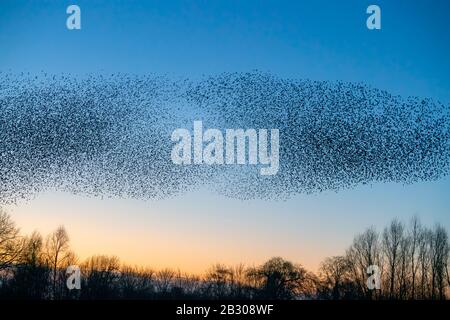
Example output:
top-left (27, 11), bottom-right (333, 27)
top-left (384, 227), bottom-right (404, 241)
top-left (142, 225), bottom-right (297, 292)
top-left (4, 178), bottom-right (450, 276)
top-left (4, 191), bottom-right (337, 274)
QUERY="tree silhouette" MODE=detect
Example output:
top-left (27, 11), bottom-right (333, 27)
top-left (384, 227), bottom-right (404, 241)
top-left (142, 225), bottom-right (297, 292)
top-left (0, 210), bottom-right (21, 270)
top-left (246, 257), bottom-right (312, 299)
top-left (45, 226), bottom-right (71, 299)
top-left (8, 232), bottom-right (50, 299)
top-left (0, 212), bottom-right (448, 300)
top-left (81, 255), bottom-right (121, 299)
top-left (318, 256), bottom-right (352, 300)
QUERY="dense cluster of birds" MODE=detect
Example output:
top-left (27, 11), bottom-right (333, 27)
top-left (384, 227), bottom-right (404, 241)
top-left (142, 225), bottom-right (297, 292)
top-left (0, 71), bottom-right (449, 203)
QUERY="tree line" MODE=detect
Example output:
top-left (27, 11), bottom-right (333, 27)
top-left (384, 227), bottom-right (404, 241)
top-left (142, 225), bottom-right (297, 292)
top-left (0, 209), bottom-right (449, 300)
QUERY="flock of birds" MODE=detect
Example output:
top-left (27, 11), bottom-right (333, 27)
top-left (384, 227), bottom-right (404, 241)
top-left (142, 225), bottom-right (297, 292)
top-left (0, 71), bottom-right (449, 204)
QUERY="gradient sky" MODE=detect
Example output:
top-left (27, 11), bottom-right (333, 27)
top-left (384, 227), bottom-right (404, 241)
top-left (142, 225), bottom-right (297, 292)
top-left (0, 0), bottom-right (449, 273)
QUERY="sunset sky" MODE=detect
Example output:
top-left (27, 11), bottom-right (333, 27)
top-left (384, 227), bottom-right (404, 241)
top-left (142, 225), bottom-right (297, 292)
top-left (1, 0), bottom-right (449, 274)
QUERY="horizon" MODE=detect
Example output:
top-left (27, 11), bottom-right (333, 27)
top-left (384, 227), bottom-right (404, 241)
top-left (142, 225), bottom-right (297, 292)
top-left (4, 178), bottom-right (449, 274)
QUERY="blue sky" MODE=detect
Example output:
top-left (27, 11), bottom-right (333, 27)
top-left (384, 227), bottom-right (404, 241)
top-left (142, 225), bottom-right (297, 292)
top-left (0, 0), bottom-right (449, 272)
top-left (1, 0), bottom-right (449, 100)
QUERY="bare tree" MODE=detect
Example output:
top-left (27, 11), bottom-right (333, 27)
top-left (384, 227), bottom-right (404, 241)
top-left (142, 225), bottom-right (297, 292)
top-left (408, 216), bottom-right (422, 299)
top-left (81, 255), bottom-right (121, 299)
top-left (45, 226), bottom-right (70, 299)
top-left (429, 224), bottom-right (448, 300)
top-left (172, 269), bottom-right (203, 298)
top-left (446, 250), bottom-right (450, 290)
top-left (383, 219), bottom-right (404, 299)
top-left (397, 234), bottom-right (411, 299)
top-left (205, 264), bottom-right (233, 298)
top-left (119, 265), bottom-right (154, 298)
top-left (11, 232), bottom-right (50, 299)
top-left (417, 227), bottom-right (432, 299)
top-left (155, 268), bottom-right (175, 295)
top-left (246, 257), bottom-right (309, 299)
top-left (346, 227), bottom-right (381, 299)
top-left (319, 256), bottom-right (351, 299)
top-left (0, 209), bottom-right (22, 269)
top-left (229, 263), bottom-right (249, 298)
